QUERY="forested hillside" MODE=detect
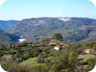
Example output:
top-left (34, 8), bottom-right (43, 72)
top-left (0, 20), bottom-right (19, 32)
top-left (0, 29), bottom-right (20, 43)
top-left (11, 17), bottom-right (96, 42)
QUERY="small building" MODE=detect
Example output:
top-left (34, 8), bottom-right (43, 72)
top-left (84, 49), bottom-right (94, 54)
top-left (54, 44), bottom-right (62, 50)
top-left (19, 39), bottom-right (26, 43)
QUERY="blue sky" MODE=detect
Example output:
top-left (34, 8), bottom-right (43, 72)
top-left (0, 0), bottom-right (96, 20)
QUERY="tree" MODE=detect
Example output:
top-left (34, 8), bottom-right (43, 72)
top-left (53, 33), bottom-right (63, 41)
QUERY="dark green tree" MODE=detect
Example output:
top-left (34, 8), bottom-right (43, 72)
top-left (53, 33), bottom-right (63, 41)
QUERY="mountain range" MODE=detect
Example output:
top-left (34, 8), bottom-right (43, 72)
top-left (0, 17), bottom-right (96, 43)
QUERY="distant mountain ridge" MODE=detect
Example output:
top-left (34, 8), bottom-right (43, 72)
top-left (10, 17), bottom-right (96, 42)
top-left (0, 20), bottom-right (19, 31)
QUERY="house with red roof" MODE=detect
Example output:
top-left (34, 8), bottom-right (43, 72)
top-left (54, 44), bottom-right (62, 50)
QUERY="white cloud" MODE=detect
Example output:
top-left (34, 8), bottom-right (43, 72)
top-left (0, 0), bottom-right (7, 7)
top-left (89, 0), bottom-right (96, 7)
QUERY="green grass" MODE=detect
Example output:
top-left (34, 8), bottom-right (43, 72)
top-left (78, 54), bottom-right (95, 60)
top-left (20, 58), bottom-right (37, 66)
top-left (45, 56), bottom-right (53, 60)
top-left (78, 54), bottom-right (96, 63)
top-left (78, 54), bottom-right (96, 71)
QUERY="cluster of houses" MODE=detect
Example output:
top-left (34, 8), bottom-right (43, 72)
top-left (18, 38), bottom-right (95, 54)
top-left (54, 44), bottom-right (94, 54)
top-left (50, 39), bottom-right (95, 54)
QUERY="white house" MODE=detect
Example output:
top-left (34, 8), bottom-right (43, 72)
top-left (54, 45), bottom-right (62, 50)
top-left (19, 39), bottom-right (26, 43)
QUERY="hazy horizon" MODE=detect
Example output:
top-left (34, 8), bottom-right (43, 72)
top-left (0, 16), bottom-right (96, 21)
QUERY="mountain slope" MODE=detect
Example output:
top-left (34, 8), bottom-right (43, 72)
top-left (11, 17), bottom-right (96, 42)
top-left (0, 29), bottom-right (20, 43)
top-left (0, 20), bottom-right (19, 32)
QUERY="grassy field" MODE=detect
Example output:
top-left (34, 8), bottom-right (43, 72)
top-left (20, 58), bottom-right (37, 66)
top-left (78, 54), bottom-right (95, 61)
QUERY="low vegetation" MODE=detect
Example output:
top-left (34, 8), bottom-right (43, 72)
top-left (0, 33), bottom-right (96, 72)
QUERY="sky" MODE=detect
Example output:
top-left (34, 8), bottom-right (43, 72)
top-left (0, 0), bottom-right (96, 20)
